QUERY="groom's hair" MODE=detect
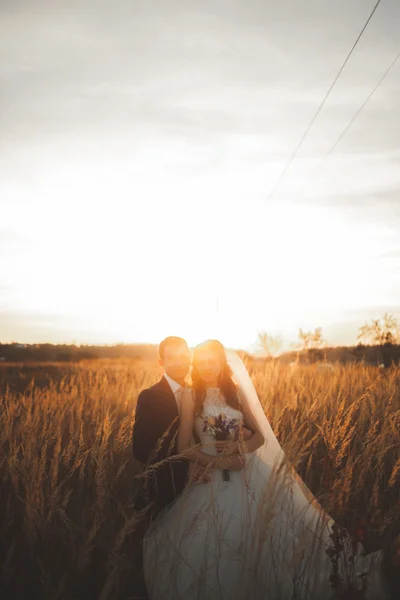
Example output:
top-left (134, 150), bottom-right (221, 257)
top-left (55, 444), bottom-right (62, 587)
top-left (159, 336), bottom-right (188, 360)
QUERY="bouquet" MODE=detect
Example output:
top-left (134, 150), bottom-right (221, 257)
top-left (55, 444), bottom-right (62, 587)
top-left (202, 413), bottom-right (240, 482)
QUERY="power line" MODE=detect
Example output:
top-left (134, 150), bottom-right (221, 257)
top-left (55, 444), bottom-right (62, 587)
top-left (294, 50), bottom-right (400, 202)
top-left (266, 0), bottom-right (383, 201)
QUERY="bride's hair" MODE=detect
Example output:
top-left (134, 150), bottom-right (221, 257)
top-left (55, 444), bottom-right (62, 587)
top-left (191, 339), bottom-right (241, 416)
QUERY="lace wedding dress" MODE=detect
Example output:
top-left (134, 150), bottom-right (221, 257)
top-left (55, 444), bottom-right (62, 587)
top-left (142, 376), bottom-right (388, 599)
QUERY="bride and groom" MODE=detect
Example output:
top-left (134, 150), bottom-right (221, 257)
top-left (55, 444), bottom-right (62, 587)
top-left (132, 336), bottom-right (388, 599)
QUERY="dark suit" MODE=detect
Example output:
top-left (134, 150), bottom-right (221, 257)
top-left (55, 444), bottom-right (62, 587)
top-left (132, 376), bottom-right (189, 520)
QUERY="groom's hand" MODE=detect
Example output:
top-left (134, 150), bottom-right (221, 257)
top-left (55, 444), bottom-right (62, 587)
top-left (241, 426), bottom-right (253, 441)
top-left (188, 462), bottom-right (211, 485)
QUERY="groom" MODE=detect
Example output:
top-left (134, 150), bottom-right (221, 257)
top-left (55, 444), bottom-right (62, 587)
top-left (132, 336), bottom-right (205, 520)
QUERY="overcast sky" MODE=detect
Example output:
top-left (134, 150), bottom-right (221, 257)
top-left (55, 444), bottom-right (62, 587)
top-left (1, 0), bottom-right (399, 350)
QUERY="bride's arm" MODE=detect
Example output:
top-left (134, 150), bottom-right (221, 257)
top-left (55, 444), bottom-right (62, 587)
top-left (239, 388), bottom-right (265, 453)
top-left (216, 388), bottom-right (265, 456)
top-left (178, 389), bottom-right (243, 471)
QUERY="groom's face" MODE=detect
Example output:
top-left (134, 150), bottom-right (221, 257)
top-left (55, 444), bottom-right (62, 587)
top-left (160, 343), bottom-right (190, 383)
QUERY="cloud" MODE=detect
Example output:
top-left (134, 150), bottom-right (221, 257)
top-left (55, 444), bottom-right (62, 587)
top-left (379, 249), bottom-right (400, 259)
top-left (0, 0), bottom-right (399, 345)
top-left (0, 229), bottom-right (32, 251)
top-left (1, 0), bottom-right (398, 142)
top-left (0, 310), bottom-right (113, 344)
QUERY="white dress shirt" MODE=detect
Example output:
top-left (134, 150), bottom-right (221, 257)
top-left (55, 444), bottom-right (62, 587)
top-left (163, 373), bottom-right (184, 414)
top-left (164, 374), bottom-right (197, 447)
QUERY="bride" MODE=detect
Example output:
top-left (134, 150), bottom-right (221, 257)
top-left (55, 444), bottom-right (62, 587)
top-left (143, 339), bottom-right (388, 599)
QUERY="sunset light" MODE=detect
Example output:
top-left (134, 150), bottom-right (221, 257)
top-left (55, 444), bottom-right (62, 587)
top-left (1, 3), bottom-right (399, 599)
top-left (1, 0), bottom-right (399, 350)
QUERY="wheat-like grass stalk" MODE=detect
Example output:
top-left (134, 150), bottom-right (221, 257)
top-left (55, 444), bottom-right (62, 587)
top-left (0, 359), bottom-right (398, 598)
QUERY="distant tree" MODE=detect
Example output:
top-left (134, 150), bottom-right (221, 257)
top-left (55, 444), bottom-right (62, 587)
top-left (357, 313), bottom-right (398, 367)
top-left (357, 312), bottom-right (398, 346)
top-left (298, 327), bottom-right (326, 363)
top-left (257, 332), bottom-right (282, 358)
top-left (298, 327), bottom-right (325, 350)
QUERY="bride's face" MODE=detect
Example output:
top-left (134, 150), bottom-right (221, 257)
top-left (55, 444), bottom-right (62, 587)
top-left (195, 349), bottom-right (222, 384)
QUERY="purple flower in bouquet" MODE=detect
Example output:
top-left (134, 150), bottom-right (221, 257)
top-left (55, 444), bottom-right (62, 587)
top-left (202, 413), bottom-right (240, 481)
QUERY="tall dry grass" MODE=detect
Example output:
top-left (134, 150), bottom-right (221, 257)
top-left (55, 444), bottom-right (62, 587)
top-left (0, 359), bottom-right (399, 599)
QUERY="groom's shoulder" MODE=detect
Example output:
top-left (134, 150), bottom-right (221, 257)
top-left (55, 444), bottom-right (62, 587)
top-left (137, 378), bottom-right (165, 402)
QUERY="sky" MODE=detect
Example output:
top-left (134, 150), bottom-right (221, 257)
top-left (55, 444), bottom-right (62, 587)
top-left (1, 0), bottom-right (400, 352)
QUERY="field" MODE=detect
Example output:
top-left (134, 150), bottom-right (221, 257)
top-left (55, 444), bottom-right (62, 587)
top-left (0, 358), bottom-right (399, 599)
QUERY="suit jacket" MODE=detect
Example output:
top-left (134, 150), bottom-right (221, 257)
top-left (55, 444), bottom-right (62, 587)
top-left (132, 376), bottom-right (189, 519)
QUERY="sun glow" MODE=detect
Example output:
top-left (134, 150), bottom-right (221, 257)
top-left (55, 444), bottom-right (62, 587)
top-left (2, 147), bottom-right (394, 349)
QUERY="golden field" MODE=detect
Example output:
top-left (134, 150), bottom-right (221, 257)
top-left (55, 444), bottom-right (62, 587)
top-left (0, 358), bottom-right (399, 599)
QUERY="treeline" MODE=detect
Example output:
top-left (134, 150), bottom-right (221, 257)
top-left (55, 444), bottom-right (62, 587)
top-left (275, 343), bottom-right (400, 367)
top-left (1, 342), bottom-right (400, 366)
top-left (0, 343), bottom-right (159, 363)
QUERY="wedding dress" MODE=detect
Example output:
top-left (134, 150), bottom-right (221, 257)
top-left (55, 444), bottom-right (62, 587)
top-left (142, 352), bottom-right (388, 600)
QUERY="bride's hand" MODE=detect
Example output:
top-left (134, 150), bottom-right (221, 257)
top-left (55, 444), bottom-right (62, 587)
top-left (216, 454), bottom-right (245, 471)
top-left (215, 440), bottom-right (238, 456)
